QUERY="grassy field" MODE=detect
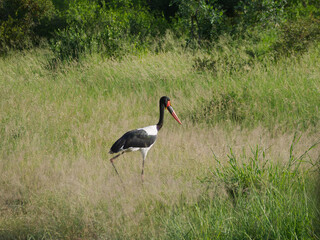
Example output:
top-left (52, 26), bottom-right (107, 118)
top-left (0, 40), bottom-right (320, 239)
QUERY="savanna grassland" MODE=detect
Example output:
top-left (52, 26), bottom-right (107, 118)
top-left (0, 35), bottom-right (320, 239)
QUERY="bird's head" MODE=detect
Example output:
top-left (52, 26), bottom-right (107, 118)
top-left (160, 96), bottom-right (182, 125)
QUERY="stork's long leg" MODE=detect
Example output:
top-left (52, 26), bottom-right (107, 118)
top-left (111, 161), bottom-right (120, 176)
top-left (141, 157), bottom-right (145, 182)
top-left (140, 149), bottom-right (149, 182)
top-left (110, 152), bottom-right (124, 163)
top-left (110, 152), bottom-right (124, 180)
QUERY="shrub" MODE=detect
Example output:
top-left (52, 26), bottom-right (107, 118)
top-left (50, 0), bottom-right (164, 60)
top-left (0, 0), bottom-right (55, 54)
top-left (272, 16), bottom-right (320, 56)
top-left (190, 91), bottom-right (246, 125)
top-left (165, 142), bottom-right (319, 239)
top-left (175, 0), bottom-right (226, 44)
top-left (50, 0), bottom-right (101, 60)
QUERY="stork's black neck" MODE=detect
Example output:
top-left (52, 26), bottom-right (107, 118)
top-left (156, 102), bottom-right (165, 131)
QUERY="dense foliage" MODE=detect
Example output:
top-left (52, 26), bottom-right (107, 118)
top-left (0, 0), bottom-right (319, 59)
top-left (0, 0), bottom-right (55, 53)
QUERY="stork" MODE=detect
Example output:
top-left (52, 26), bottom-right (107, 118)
top-left (109, 96), bottom-right (182, 181)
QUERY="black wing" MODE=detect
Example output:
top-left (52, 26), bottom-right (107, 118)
top-left (109, 129), bottom-right (157, 153)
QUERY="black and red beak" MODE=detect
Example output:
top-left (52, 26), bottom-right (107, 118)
top-left (166, 101), bottom-right (182, 124)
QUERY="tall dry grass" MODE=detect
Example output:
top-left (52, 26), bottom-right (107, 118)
top-left (0, 44), bottom-right (319, 238)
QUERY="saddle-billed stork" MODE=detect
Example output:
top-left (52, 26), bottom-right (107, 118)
top-left (109, 96), bottom-right (182, 181)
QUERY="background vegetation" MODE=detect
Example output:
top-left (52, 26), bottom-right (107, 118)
top-left (1, 0), bottom-right (320, 58)
top-left (0, 0), bottom-right (320, 239)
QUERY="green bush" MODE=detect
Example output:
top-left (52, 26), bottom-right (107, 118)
top-left (0, 0), bottom-right (55, 54)
top-left (50, 0), bottom-right (165, 60)
top-left (164, 143), bottom-right (319, 239)
top-left (50, 0), bottom-right (100, 60)
top-left (1, 0), bottom-right (319, 59)
top-left (174, 0), bottom-right (226, 44)
top-left (272, 16), bottom-right (320, 56)
top-left (237, 0), bottom-right (287, 27)
top-left (190, 91), bottom-right (247, 125)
